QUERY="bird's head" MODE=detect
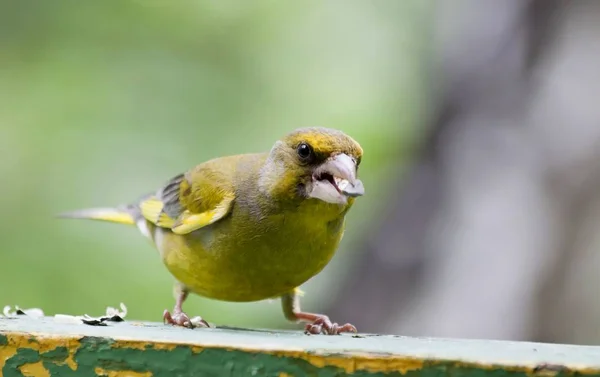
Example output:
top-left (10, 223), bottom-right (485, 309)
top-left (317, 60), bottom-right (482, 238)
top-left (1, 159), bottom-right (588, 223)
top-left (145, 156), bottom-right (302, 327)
top-left (262, 127), bottom-right (364, 205)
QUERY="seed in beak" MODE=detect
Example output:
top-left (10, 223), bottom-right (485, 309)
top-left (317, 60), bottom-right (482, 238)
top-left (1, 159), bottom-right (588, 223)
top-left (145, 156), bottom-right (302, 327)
top-left (334, 177), bottom-right (349, 191)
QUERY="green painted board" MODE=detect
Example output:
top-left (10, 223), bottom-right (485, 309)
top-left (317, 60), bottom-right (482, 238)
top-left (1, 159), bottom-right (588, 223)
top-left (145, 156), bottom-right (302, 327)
top-left (1, 316), bottom-right (600, 376)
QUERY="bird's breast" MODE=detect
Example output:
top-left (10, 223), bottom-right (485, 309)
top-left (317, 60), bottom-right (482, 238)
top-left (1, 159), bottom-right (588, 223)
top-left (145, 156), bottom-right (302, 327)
top-left (154, 207), bottom-right (347, 302)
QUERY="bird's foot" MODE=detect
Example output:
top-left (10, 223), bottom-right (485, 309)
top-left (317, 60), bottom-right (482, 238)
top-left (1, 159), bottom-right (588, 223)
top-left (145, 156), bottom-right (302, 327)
top-left (163, 309), bottom-right (209, 329)
top-left (303, 315), bottom-right (357, 335)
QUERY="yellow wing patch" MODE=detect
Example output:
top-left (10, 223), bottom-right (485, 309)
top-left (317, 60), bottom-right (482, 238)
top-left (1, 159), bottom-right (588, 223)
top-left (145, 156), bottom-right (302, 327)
top-left (139, 197), bottom-right (176, 227)
top-left (140, 194), bottom-right (234, 235)
top-left (171, 193), bottom-right (235, 235)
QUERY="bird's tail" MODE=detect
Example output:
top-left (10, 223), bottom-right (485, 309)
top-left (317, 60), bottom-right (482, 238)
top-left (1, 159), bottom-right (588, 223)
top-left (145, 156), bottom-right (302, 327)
top-left (57, 206), bottom-right (138, 225)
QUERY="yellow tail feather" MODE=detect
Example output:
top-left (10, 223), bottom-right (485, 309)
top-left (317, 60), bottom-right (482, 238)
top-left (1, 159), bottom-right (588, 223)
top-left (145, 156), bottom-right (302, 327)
top-left (57, 207), bottom-right (135, 225)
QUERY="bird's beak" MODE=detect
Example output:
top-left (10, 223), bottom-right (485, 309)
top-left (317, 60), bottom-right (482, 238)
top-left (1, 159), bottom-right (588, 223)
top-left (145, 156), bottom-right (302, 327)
top-left (309, 153), bottom-right (364, 204)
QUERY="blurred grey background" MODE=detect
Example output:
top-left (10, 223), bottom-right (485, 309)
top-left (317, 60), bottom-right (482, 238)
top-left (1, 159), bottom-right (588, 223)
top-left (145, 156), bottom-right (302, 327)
top-left (1, 0), bottom-right (599, 345)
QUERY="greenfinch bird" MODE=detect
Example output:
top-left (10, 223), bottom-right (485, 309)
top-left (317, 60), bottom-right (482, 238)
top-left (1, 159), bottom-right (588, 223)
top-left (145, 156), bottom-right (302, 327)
top-left (60, 127), bottom-right (364, 335)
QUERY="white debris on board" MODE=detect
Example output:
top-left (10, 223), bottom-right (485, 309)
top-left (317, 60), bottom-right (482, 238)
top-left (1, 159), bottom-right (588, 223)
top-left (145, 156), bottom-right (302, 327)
top-left (53, 303), bottom-right (128, 326)
top-left (53, 314), bottom-right (86, 325)
top-left (1, 303), bottom-right (128, 326)
top-left (53, 313), bottom-right (108, 326)
top-left (2, 305), bottom-right (44, 319)
top-left (189, 316), bottom-right (207, 327)
top-left (105, 302), bottom-right (127, 322)
top-left (80, 315), bottom-right (109, 326)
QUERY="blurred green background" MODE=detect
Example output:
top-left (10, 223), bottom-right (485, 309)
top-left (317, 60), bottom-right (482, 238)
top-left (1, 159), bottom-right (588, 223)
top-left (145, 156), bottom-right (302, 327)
top-left (0, 1), bottom-right (430, 329)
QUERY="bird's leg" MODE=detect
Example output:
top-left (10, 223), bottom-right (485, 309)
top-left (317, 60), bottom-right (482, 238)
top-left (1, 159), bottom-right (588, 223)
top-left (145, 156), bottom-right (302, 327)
top-left (163, 284), bottom-right (209, 329)
top-left (281, 289), bottom-right (357, 335)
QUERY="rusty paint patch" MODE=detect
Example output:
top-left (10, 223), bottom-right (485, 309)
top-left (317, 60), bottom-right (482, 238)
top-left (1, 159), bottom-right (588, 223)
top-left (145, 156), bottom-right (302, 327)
top-left (97, 336), bottom-right (600, 376)
top-left (0, 344), bottom-right (17, 371)
top-left (283, 351), bottom-right (424, 374)
top-left (62, 341), bottom-right (79, 371)
top-left (95, 366), bottom-right (153, 377)
top-left (104, 335), bottom-right (424, 374)
top-left (354, 357), bottom-right (425, 374)
top-left (18, 361), bottom-right (51, 377)
top-left (110, 339), bottom-right (204, 353)
top-left (1, 332), bottom-right (81, 374)
top-left (103, 337), bottom-right (425, 374)
top-left (111, 340), bottom-right (154, 351)
top-left (4, 332), bottom-right (71, 353)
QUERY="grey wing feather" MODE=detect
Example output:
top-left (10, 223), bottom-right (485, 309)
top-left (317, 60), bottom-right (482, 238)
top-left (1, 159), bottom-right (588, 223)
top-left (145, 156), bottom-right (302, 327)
top-left (157, 173), bottom-right (185, 219)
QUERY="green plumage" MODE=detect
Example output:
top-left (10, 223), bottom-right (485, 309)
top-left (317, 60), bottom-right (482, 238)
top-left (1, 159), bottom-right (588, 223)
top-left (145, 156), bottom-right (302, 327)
top-left (60, 127), bottom-right (364, 334)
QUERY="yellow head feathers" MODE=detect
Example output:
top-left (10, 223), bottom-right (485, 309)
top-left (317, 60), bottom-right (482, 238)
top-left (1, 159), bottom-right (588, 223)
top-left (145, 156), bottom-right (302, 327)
top-left (281, 127), bottom-right (363, 167)
top-left (262, 127), bottom-right (364, 205)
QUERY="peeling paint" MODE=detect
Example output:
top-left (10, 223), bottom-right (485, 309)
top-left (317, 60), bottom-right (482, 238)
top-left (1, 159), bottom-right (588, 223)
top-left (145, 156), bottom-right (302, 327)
top-left (2, 331), bottom-right (431, 376)
top-left (95, 366), bottom-right (153, 377)
top-left (2, 322), bottom-right (600, 377)
top-left (110, 340), bottom-right (154, 351)
top-left (18, 361), bottom-right (50, 377)
top-left (62, 342), bottom-right (79, 371)
top-left (105, 339), bottom-right (426, 374)
top-left (0, 341), bottom-right (17, 372)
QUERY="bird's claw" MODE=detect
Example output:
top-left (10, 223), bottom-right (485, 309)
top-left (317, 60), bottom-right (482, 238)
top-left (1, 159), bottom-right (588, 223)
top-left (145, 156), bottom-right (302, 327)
top-left (163, 309), bottom-right (209, 329)
top-left (303, 316), bottom-right (357, 335)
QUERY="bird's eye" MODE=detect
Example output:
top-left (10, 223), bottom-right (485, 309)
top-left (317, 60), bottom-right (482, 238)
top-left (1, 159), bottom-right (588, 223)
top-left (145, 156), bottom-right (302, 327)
top-left (297, 142), bottom-right (313, 160)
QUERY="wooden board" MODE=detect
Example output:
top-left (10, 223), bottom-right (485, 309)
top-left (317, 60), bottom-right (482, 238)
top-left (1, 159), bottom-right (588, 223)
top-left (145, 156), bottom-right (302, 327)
top-left (1, 316), bottom-right (600, 376)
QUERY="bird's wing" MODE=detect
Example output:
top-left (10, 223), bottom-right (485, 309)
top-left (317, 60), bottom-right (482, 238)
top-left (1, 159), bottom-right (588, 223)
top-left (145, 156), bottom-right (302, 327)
top-left (139, 165), bottom-right (235, 235)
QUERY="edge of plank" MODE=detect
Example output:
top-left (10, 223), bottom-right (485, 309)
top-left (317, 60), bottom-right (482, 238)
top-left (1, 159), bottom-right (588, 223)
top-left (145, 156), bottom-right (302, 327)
top-left (1, 316), bottom-right (600, 376)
